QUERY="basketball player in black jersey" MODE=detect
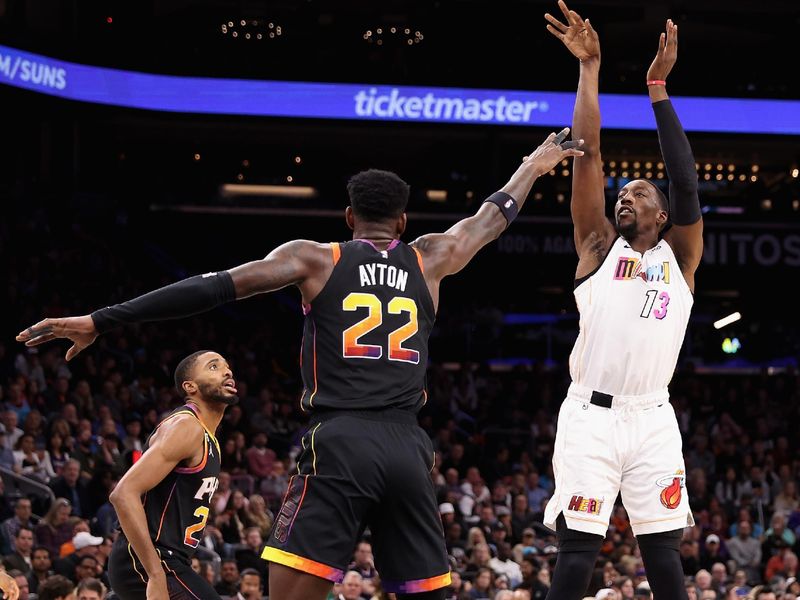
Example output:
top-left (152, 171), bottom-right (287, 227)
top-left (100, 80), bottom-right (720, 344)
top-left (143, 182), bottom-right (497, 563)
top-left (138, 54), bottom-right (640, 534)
top-left (105, 350), bottom-right (236, 600)
top-left (17, 130), bottom-right (583, 600)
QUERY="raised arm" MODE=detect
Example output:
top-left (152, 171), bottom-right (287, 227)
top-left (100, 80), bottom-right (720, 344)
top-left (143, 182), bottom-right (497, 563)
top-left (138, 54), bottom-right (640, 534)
top-left (412, 129), bottom-right (583, 295)
top-left (545, 0), bottom-right (615, 254)
top-left (16, 239), bottom-right (330, 360)
top-left (648, 19), bottom-right (703, 289)
top-left (109, 415), bottom-right (204, 600)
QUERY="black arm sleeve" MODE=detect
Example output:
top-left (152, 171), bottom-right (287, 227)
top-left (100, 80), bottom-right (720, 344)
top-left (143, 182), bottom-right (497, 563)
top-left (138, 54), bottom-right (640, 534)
top-left (90, 271), bottom-right (236, 334)
top-left (653, 99), bottom-right (701, 225)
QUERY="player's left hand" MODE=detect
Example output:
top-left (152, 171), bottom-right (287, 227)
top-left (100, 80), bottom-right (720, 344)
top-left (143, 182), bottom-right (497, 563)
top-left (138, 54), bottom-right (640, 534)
top-left (0, 570), bottom-right (20, 600)
top-left (524, 127), bottom-right (585, 177)
top-left (647, 19), bottom-right (678, 82)
top-left (16, 315), bottom-right (98, 361)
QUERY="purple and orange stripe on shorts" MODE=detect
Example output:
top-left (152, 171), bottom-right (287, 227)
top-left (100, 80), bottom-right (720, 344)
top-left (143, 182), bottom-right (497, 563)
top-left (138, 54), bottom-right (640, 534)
top-left (261, 547), bottom-right (344, 583)
top-left (381, 572), bottom-right (452, 594)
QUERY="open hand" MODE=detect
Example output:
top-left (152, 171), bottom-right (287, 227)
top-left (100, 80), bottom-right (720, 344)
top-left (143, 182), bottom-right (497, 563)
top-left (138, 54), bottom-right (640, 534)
top-left (525, 127), bottom-right (585, 177)
top-left (16, 315), bottom-right (98, 361)
top-left (545, 0), bottom-right (600, 62)
top-left (647, 19), bottom-right (678, 82)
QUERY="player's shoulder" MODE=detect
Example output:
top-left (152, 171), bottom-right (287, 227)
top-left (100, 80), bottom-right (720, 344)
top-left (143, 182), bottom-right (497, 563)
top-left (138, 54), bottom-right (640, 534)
top-left (152, 412), bottom-right (204, 444)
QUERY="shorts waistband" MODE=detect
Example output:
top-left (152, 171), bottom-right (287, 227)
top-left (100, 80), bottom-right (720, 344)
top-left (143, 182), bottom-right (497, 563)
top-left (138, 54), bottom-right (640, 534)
top-left (567, 382), bottom-right (669, 410)
top-left (310, 407), bottom-right (418, 426)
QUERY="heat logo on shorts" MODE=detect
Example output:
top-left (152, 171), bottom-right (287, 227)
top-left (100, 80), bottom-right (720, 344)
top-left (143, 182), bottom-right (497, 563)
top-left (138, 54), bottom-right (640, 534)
top-left (567, 495), bottom-right (603, 515)
top-left (656, 470), bottom-right (685, 510)
top-left (614, 257), bottom-right (670, 283)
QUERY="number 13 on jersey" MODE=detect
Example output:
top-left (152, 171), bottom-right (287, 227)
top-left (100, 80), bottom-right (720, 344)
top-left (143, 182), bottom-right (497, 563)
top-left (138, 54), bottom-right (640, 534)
top-left (342, 292), bottom-right (420, 364)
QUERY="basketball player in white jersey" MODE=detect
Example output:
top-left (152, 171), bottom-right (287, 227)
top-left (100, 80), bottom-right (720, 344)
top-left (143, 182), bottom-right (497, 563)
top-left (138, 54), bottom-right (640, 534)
top-left (542, 3), bottom-right (702, 599)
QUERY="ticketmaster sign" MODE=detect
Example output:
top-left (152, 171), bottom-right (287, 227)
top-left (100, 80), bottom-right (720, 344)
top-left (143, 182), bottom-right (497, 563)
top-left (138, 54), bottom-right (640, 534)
top-left (2, 44), bottom-right (799, 134)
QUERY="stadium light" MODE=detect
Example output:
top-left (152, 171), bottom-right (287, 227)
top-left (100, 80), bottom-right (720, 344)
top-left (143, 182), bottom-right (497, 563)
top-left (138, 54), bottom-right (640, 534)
top-left (220, 184), bottom-right (318, 198)
top-left (713, 312), bottom-right (741, 330)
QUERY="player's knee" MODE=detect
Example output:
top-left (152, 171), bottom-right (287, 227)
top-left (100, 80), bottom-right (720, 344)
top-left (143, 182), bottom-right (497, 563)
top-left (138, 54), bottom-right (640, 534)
top-left (637, 528), bottom-right (682, 552)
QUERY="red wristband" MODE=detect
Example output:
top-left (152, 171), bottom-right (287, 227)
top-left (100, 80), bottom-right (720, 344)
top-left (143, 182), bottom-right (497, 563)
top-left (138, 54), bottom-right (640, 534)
top-left (647, 80), bottom-right (667, 86)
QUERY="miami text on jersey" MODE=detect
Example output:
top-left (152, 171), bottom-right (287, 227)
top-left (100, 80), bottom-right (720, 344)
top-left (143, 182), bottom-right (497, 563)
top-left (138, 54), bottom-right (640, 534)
top-left (613, 257), bottom-right (670, 283)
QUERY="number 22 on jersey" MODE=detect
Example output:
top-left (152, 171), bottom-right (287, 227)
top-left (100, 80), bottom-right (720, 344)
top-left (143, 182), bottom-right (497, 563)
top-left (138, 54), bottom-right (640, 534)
top-left (342, 292), bottom-right (420, 364)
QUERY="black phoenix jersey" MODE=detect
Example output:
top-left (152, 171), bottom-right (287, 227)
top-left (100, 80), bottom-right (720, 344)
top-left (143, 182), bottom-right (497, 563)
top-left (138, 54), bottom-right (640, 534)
top-left (135, 404), bottom-right (221, 565)
top-left (299, 240), bottom-right (435, 413)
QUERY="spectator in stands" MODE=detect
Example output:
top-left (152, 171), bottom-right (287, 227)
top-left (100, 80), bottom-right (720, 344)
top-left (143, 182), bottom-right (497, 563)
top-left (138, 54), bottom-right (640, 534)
top-left (710, 562), bottom-right (728, 597)
top-left (226, 567), bottom-right (263, 600)
top-left (2, 411), bottom-right (24, 451)
top-left (213, 471), bottom-right (233, 515)
top-left (700, 534), bottom-right (729, 570)
top-left (727, 520), bottom-right (762, 583)
top-left (221, 434), bottom-right (247, 475)
top-left (241, 494), bottom-right (272, 539)
top-left (59, 519), bottom-right (88, 558)
top-left (234, 527), bottom-right (268, 585)
top-left (47, 431), bottom-right (70, 477)
top-left (27, 546), bottom-right (53, 595)
top-left (6, 569), bottom-right (28, 600)
top-left (35, 499), bottom-right (73, 558)
top-left (216, 489), bottom-right (247, 547)
top-left (49, 460), bottom-right (89, 518)
top-left (245, 432), bottom-right (275, 482)
top-left (54, 531), bottom-right (102, 581)
top-left (258, 460), bottom-right (288, 510)
top-left (3, 526), bottom-right (33, 574)
top-left (215, 559), bottom-right (240, 597)
top-left (681, 540), bottom-right (701, 576)
top-left (348, 540), bottom-right (377, 582)
top-left (37, 574), bottom-right (75, 600)
top-left (2, 498), bottom-right (36, 554)
top-left (774, 482), bottom-right (800, 519)
top-left (0, 427), bottom-right (14, 471)
top-left (470, 566), bottom-right (495, 599)
top-left (75, 577), bottom-right (106, 600)
top-left (14, 434), bottom-right (55, 482)
top-left (74, 555), bottom-right (99, 584)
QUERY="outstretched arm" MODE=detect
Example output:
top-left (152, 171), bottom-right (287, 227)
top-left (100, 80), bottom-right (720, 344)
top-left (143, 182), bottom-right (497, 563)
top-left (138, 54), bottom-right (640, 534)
top-left (648, 19), bottom-right (703, 289)
top-left (412, 129), bottom-right (583, 289)
top-left (109, 416), bottom-right (204, 600)
top-left (16, 239), bottom-right (328, 360)
top-left (546, 0), bottom-right (615, 253)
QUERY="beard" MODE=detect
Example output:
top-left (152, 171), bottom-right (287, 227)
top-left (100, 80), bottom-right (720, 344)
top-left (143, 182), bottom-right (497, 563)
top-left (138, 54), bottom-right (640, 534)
top-left (198, 381), bottom-right (239, 406)
top-left (615, 216), bottom-right (637, 238)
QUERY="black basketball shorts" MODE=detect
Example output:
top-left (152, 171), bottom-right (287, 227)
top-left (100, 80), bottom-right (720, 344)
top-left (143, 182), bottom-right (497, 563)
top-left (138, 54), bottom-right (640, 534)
top-left (108, 536), bottom-right (221, 600)
top-left (262, 408), bottom-right (452, 594)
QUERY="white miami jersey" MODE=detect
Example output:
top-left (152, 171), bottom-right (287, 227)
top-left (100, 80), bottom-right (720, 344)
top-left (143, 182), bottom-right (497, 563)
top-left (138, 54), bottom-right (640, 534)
top-left (569, 236), bottom-right (693, 396)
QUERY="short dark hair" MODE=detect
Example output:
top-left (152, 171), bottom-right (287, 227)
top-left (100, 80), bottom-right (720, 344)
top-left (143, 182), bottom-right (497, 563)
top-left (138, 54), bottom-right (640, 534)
top-left (240, 567), bottom-right (262, 585)
top-left (347, 169), bottom-right (410, 222)
top-left (174, 350), bottom-right (213, 396)
top-left (37, 574), bottom-right (75, 600)
top-left (76, 578), bottom-right (106, 596)
top-left (16, 526), bottom-right (33, 538)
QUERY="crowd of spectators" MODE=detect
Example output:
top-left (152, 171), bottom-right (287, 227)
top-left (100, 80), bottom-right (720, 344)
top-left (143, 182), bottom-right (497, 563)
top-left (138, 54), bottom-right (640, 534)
top-left (3, 208), bottom-right (800, 600)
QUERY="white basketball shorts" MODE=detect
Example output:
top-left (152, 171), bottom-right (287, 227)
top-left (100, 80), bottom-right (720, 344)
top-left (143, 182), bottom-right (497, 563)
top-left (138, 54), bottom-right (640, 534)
top-left (544, 383), bottom-right (694, 537)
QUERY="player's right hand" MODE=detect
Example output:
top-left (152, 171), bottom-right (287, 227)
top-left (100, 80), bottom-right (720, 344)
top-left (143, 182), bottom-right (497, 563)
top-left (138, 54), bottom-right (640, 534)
top-left (525, 128), bottom-right (585, 177)
top-left (16, 315), bottom-right (98, 361)
top-left (545, 0), bottom-right (600, 62)
top-left (146, 572), bottom-right (170, 600)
